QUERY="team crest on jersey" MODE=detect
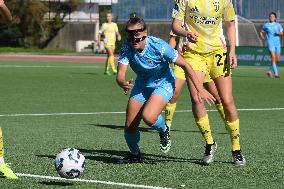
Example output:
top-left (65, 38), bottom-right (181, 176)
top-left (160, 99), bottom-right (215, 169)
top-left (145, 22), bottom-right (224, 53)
top-left (213, 1), bottom-right (220, 12)
top-left (146, 59), bottom-right (154, 65)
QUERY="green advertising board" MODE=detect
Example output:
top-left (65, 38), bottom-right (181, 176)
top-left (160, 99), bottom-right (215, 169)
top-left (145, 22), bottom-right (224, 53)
top-left (236, 47), bottom-right (284, 66)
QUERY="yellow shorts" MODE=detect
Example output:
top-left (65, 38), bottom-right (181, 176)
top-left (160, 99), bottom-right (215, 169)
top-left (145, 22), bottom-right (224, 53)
top-left (183, 48), bottom-right (229, 80)
top-left (105, 43), bottom-right (115, 49)
top-left (173, 63), bottom-right (213, 83)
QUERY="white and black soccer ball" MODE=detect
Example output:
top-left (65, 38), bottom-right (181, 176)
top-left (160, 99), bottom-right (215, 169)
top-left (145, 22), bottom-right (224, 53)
top-left (55, 148), bottom-right (86, 179)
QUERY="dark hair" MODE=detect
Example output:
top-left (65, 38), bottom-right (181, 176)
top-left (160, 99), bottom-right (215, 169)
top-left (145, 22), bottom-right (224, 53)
top-left (269, 12), bottom-right (277, 18)
top-left (125, 16), bottom-right (147, 31)
top-left (129, 12), bottom-right (137, 19)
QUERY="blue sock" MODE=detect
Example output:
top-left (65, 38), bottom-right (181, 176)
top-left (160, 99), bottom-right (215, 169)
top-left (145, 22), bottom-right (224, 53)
top-left (150, 114), bottom-right (167, 133)
top-left (268, 65), bottom-right (273, 73)
top-left (124, 130), bottom-right (140, 155)
top-left (272, 64), bottom-right (278, 75)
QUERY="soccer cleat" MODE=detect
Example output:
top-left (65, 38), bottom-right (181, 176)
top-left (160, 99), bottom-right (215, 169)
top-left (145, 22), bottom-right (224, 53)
top-left (202, 142), bottom-right (217, 165)
top-left (118, 151), bottom-right (144, 164)
top-left (275, 75), bottom-right (281, 78)
top-left (104, 71), bottom-right (111, 75)
top-left (0, 163), bottom-right (18, 179)
top-left (232, 150), bottom-right (246, 166)
top-left (159, 126), bottom-right (171, 153)
top-left (266, 72), bottom-right (272, 78)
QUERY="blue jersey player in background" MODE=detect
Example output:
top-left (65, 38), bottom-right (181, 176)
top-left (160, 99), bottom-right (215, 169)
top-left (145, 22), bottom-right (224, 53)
top-left (260, 12), bottom-right (283, 78)
top-left (116, 16), bottom-right (215, 163)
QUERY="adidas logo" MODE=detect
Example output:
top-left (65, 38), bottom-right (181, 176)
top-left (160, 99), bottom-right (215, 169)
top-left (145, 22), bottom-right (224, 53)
top-left (190, 6), bottom-right (199, 13)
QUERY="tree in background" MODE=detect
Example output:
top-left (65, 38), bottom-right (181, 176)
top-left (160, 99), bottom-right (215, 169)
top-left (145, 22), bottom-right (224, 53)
top-left (0, 0), bottom-right (82, 48)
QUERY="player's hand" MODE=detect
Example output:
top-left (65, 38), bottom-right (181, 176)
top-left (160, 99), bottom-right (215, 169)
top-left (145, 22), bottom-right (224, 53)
top-left (117, 35), bottom-right (121, 41)
top-left (122, 79), bottom-right (134, 95)
top-left (197, 89), bottom-right (216, 106)
top-left (0, 0), bottom-right (5, 7)
top-left (229, 51), bottom-right (238, 69)
top-left (186, 32), bottom-right (198, 43)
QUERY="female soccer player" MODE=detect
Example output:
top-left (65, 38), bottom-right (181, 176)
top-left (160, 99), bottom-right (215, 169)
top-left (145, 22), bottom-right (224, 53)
top-left (98, 12), bottom-right (121, 75)
top-left (165, 31), bottom-right (226, 129)
top-left (0, 0), bottom-right (18, 179)
top-left (172, 0), bottom-right (246, 166)
top-left (116, 16), bottom-right (215, 163)
top-left (260, 12), bottom-right (283, 78)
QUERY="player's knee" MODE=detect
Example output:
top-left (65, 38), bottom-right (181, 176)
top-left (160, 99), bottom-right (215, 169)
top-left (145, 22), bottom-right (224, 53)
top-left (142, 112), bottom-right (156, 126)
top-left (221, 96), bottom-right (234, 107)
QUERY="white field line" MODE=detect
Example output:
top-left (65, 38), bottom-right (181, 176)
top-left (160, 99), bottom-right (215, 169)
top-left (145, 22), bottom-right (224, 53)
top-left (0, 65), bottom-right (102, 68)
top-left (16, 173), bottom-right (173, 189)
top-left (0, 108), bottom-right (284, 117)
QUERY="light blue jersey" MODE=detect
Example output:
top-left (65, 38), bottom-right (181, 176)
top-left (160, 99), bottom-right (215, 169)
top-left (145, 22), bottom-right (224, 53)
top-left (118, 36), bottom-right (178, 103)
top-left (262, 22), bottom-right (283, 53)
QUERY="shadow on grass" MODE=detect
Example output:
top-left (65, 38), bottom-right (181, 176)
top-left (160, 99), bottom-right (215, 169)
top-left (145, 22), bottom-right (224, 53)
top-left (91, 123), bottom-right (206, 134)
top-left (78, 148), bottom-right (216, 165)
top-left (39, 181), bottom-right (74, 186)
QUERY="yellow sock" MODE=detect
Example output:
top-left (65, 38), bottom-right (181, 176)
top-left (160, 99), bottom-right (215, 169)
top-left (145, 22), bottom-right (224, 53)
top-left (195, 115), bottom-right (214, 144)
top-left (215, 103), bottom-right (226, 123)
top-left (109, 55), bottom-right (117, 73)
top-left (104, 57), bottom-right (110, 73)
top-left (226, 119), bottom-right (241, 151)
top-left (0, 128), bottom-right (4, 158)
top-left (165, 103), bottom-right (176, 128)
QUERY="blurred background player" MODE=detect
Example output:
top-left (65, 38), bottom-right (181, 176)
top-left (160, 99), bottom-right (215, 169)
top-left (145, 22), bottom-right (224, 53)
top-left (0, 0), bottom-right (18, 179)
top-left (98, 12), bottom-right (121, 75)
top-left (165, 27), bottom-right (226, 130)
top-left (260, 12), bottom-right (283, 78)
top-left (172, 0), bottom-right (246, 166)
top-left (116, 16), bottom-right (215, 163)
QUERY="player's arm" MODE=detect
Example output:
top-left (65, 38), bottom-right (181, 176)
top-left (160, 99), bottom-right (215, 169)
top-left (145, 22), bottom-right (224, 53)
top-left (174, 55), bottom-right (215, 105)
top-left (276, 24), bottom-right (283, 36)
top-left (0, 0), bottom-right (12, 23)
top-left (259, 30), bottom-right (266, 40)
top-left (168, 35), bottom-right (177, 48)
top-left (116, 63), bottom-right (133, 95)
top-left (225, 20), bottom-right (237, 69)
top-left (172, 19), bottom-right (198, 43)
top-left (116, 31), bottom-right (121, 41)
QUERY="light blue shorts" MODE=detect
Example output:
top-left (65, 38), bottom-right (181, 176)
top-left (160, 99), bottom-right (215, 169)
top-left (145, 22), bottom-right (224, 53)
top-left (130, 80), bottom-right (175, 103)
top-left (268, 43), bottom-right (281, 53)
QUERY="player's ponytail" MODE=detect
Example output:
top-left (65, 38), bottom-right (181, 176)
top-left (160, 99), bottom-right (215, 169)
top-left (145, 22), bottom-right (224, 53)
top-left (125, 14), bottom-right (147, 31)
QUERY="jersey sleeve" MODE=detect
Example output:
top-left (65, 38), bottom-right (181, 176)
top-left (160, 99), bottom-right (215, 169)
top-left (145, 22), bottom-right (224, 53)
top-left (99, 23), bottom-right (105, 34)
top-left (118, 43), bottom-right (130, 65)
top-left (278, 23), bottom-right (283, 32)
top-left (172, 0), bottom-right (187, 21)
top-left (223, 0), bottom-right (236, 21)
top-left (159, 40), bottom-right (178, 63)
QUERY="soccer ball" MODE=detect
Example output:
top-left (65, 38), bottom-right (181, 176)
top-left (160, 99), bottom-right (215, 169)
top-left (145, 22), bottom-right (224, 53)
top-left (54, 148), bottom-right (86, 179)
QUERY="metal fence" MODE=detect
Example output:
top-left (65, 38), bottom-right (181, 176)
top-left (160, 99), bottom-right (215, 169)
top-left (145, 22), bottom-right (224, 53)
top-left (112, 0), bottom-right (284, 21)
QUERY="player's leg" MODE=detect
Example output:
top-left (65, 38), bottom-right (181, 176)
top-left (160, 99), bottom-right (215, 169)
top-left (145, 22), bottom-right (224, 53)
top-left (104, 46), bottom-right (111, 75)
top-left (210, 49), bottom-right (245, 166)
top-left (186, 72), bottom-right (217, 164)
top-left (119, 97), bottom-right (144, 163)
top-left (143, 82), bottom-right (174, 153)
top-left (204, 79), bottom-right (226, 123)
top-left (183, 51), bottom-right (217, 164)
top-left (0, 127), bottom-right (18, 179)
top-left (214, 76), bottom-right (245, 165)
top-left (165, 65), bottom-right (186, 128)
top-left (108, 46), bottom-right (117, 74)
top-left (274, 47), bottom-right (281, 78)
top-left (270, 51), bottom-right (279, 77)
